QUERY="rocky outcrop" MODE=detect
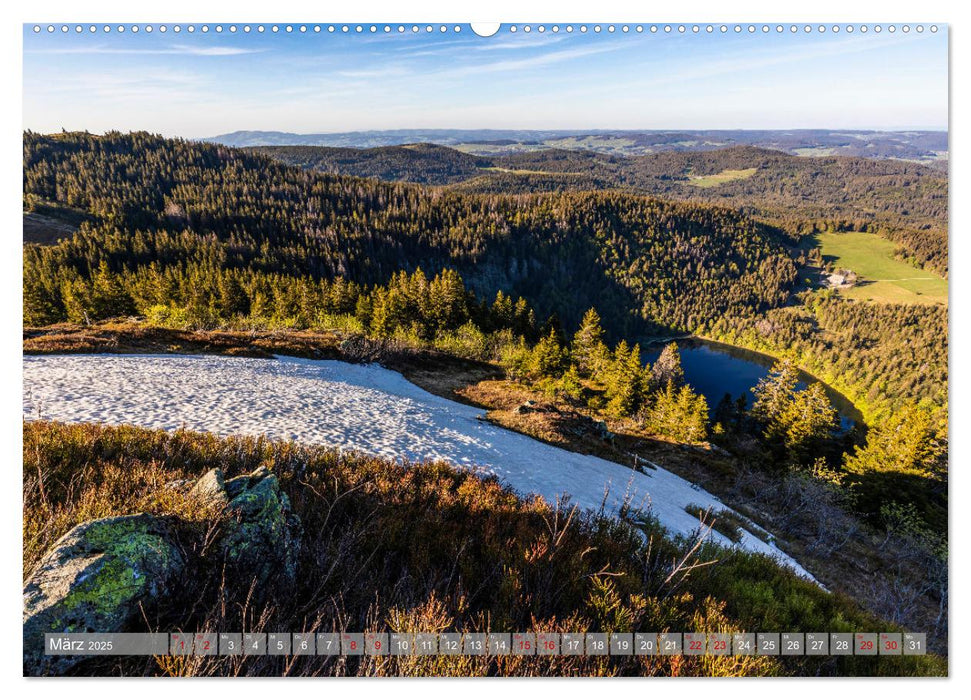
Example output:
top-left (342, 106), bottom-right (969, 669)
top-left (188, 468), bottom-right (230, 510)
top-left (23, 465), bottom-right (302, 675)
top-left (23, 514), bottom-right (185, 675)
top-left (191, 465), bottom-right (301, 588)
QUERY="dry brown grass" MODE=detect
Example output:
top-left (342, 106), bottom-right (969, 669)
top-left (23, 421), bottom-right (945, 677)
top-left (24, 325), bottom-right (948, 664)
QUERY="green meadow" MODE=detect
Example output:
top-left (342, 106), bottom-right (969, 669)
top-left (815, 231), bottom-right (948, 305)
top-left (687, 167), bottom-right (758, 188)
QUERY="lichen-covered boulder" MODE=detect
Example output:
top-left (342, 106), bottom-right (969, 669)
top-left (187, 467), bottom-right (230, 510)
top-left (224, 465), bottom-right (271, 499)
top-left (196, 466), bottom-right (301, 589)
top-left (23, 514), bottom-right (185, 675)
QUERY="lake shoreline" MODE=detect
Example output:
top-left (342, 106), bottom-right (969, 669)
top-left (640, 334), bottom-right (865, 429)
top-left (24, 321), bottom-right (867, 429)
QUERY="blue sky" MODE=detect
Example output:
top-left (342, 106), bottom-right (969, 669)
top-left (22, 24), bottom-right (948, 137)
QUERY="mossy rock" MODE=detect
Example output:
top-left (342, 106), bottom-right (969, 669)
top-left (23, 513), bottom-right (185, 676)
top-left (199, 466), bottom-right (302, 590)
top-left (188, 468), bottom-right (230, 509)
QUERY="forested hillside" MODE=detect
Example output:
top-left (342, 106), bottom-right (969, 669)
top-left (249, 143), bottom-right (491, 185)
top-left (23, 131), bottom-right (797, 336)
top-left (23, 132), bottom-right (949, 424)
top-left (210, 127), bottom-right (947, 162)
top-left (259, 143), bottom-right (948, 276)
top-left (495, 147), bottom-right (949, 275)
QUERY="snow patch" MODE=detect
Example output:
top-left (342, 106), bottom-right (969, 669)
top-left (23, 353), bottom-right (814, 579)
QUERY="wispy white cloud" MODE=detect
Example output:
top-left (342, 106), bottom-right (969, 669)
top-left (27, 66), bottom-right (210, 107)
top-left (26, 44), bottom-right (261, 56)
top-left (390, 33), bottom-right (570, 57)
top-left (430, 40), bottom-right (628, 80)
top-left (471, 35), bottom-right (571, 51)
top-left (22, 28), bottom-right (947, 135)
top-left (625, 33), bottom-right (927, 93)
top-left (322, 37), bottom-right (622, 87)
top-left (337, 65), bottom-right (413, 79)
top-left (178, 45), bottom-right (261, 56)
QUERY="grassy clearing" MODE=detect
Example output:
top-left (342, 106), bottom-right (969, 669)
top-left (547, 136), bottom-right (638, 152)
top-left (23, 421), bottom-right (944, 677)
top-left (23, 213), bottom-right (78, 245)
top-left (453, 143), bottom-right (546, 155)
top-left (815, 232), bottom-right (947, 305)
top-left (687, 168), bottom-right (758, 188)
top-left (792, 147), bottom-right (838, 157)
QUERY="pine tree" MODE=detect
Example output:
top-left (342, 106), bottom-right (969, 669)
top-left (24, 277), bottom-right (64, 326)
top-left (90, 260), bottom-right (135, 319)
top-left (529, 328), bottom-right (569, 378)
top-left (675, 384), bottom-right (709, 443)
top-left (513, 297), bottom-right (537, 340)
top-left (751, 357), bottom-right (801, 430)
top-left (605, 341), bottom-right (643, 417)
top-left (218, 273), bottom-right (250, 318)
top-left (845, 403), bottom-right (945, 479)
top-left (649, 342), bottom-right (685, 390)
top-left (781, 382), bottom-right (838, 462)
top-left (571, 308), bottom-right (609, 378)
top-left (752, 357), bottom-right (837, 464)
top-left (430, 269), bottom-right (468, 331)
top-left (491, 290), bottom-right (514, 328)
top-left (354, 294), bottom-right (373, 330)
top-left (250, 278), bottom-right (274, 319)
top-left (713, 393), bottom-right (740, 435)
top-left (557, 364), bottom-right (584, 401)
top-left (642, 382), bottom-right (708, 443)
top-left (541, 313), bottom-right (567, 347)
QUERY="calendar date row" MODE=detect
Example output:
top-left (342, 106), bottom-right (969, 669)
top-left (46, 631), bottom-right (926, 657)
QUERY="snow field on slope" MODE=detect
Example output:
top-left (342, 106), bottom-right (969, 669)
top-left (22, 353), bottom-right (813, 578)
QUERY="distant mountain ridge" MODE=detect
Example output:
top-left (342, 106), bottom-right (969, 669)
top-left (205, 129), bottom-right (579, 148)
top-left (204, 128), bottom-right (948, 163)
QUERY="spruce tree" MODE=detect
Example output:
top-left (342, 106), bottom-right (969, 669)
top-left (571, 308), bottom-right (609, 378)
top-left (649, 342), bottom-right (685, 390)
top-left (529, 328), bottom-right (568, 378)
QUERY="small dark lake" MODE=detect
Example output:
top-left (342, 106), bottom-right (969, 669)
top-left (642, 338), bottom-right (863, 431)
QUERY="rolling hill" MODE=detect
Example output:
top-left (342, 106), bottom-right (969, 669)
top-left (23, 131), bottom-right (798, 337)
top-left (206, 128), bottom-right (948, 163)
top-left (255, 143), bottom-right (948, 276)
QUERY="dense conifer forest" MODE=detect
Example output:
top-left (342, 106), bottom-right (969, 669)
top-left (250, 143), bottom-right (491, 184)
top-left (258, 143), bottom-right (949, 276)
top-left (23, 131), bottom-right (798, 337)
top-left (23, 132), bottom-right (946, 426)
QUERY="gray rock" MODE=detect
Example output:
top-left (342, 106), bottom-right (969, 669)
top-left (592, 420), bottom-right (613, 440)
top-left (224, 465), bottom-right (271, 500)
top-left (195, 466), bottom-right (301, 589)
top-left (188, 468), bottom-right (230, 509)
top-left (23, 514), bottom-right (185, 676)
top-left (22, 467), bottom-right (301, 675)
